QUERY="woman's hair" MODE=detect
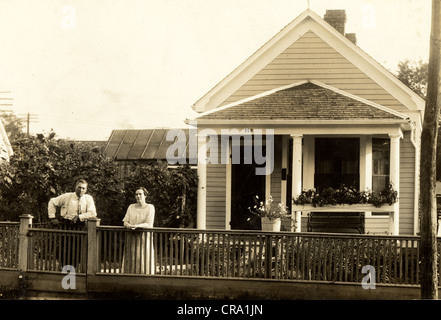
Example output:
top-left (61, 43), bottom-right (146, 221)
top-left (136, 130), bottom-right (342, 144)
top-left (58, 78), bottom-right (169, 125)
top-left (136, 187), bottom-right (149, 197)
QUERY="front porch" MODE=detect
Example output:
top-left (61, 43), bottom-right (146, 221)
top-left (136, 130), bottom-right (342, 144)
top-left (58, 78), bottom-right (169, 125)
top-left (196, 125), bottom-right (416, 235)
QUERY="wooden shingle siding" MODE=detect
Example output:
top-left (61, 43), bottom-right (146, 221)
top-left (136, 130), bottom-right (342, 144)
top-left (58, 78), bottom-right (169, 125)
top-left (206, 164), bottom-right (227, 229)
top-left (220, 31), bottom-right (404, 111)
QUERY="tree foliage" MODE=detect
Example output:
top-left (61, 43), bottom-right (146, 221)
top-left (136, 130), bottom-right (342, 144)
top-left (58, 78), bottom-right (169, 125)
top-left (123, 161), bottom-right (198, 228)
top-left (0, 132), bottom-right (197, 227)
top-left (396, 59), bottom-right (428, 99)
top-left (0, 111), bottom-right (26, 142)
top-left (394, 59), bottom-right (441, 180)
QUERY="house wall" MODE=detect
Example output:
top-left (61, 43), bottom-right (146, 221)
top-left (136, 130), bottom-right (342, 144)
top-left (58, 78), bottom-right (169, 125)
top-left (206, 163), bottom-right (227, 229)
top-left (365, 216), bottom-right (389, 235)
top-left (399, 131), bottom-right (416, 235)
top-left (220, 31), bottom-right (405, 113)
top-left (270, 136), bottom-right (283, 204)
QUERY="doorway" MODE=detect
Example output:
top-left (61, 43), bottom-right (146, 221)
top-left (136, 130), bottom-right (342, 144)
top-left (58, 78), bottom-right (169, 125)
top-left (230, 144), bottom-right (266, 230)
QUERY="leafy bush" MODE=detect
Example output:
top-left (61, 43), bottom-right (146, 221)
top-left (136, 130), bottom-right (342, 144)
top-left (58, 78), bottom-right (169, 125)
top-left (122, 161), bottom-right (197, 228)
top-left (0, 132), bottom-right (197, 227)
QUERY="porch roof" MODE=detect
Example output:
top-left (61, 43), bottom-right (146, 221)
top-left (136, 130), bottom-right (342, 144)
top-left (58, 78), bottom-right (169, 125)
top-left (194, 81), bottom-right (408, 122)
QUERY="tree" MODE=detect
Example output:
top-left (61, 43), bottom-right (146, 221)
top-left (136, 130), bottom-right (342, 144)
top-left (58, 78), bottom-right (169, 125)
top-left (0, 111), bottom-right (26, 142)
top-left (0, 132), bottom-right (125, 223)
top-left (396, 59), bottom-right (428, 99)
top-left (0, 131), bottom-right (198, 227)
top-left (419, 0), bottom-right (441, 300)
top-left (123, 161), bottom-right (198, 228)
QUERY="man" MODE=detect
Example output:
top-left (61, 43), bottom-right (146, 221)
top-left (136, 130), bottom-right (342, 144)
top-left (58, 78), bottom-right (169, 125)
top-left (47, 179), bottom-right (97, 272)
top-left (48, 178), bottom-right (97, 226)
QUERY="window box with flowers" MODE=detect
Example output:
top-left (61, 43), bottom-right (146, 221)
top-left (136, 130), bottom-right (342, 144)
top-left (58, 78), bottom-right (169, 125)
top-left (292, 183), bottom-right (398, 213)
top-left (248, 195), bottom-right (290, 232)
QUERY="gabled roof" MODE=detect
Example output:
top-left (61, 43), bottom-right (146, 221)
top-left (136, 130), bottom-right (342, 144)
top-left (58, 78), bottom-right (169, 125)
top-left (104, 128), bottom-right (193, 161)
top-left (191, 9), bottom-right (425, 115)
top-left (194, 80), bottom-right (409, 122)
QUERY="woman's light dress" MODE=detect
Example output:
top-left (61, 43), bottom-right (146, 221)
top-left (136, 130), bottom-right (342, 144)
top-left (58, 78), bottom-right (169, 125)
top-left (122, 203), bottom-right (155, 274)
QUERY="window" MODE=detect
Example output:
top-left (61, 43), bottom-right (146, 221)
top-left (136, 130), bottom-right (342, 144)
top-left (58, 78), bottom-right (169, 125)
top-left (315, 138), bottom-right (360, 193)
top-left (372, 138), bottom-right (390, 193)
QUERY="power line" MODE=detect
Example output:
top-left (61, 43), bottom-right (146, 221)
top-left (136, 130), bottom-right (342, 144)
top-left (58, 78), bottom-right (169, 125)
top-left (0, 91), bottom-right (13, 107)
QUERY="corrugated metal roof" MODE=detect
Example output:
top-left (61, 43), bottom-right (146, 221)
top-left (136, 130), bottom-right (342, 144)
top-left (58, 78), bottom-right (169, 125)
top-left (104, 128), bottom-right (193, 162)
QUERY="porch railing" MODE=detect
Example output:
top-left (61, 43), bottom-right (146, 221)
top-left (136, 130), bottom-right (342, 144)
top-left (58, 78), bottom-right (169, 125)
top-left (96, 226), bottom-right (424, 285)
top-left (0, 222), bottom-right (19, 268)
top-left (1, 215), bottom-right (439, 286)
top-left (27, 226), bottom-right (88, 273)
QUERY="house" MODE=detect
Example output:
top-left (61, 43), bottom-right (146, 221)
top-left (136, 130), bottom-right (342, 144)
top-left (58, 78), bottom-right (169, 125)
top-left (0, 119), bottom-right (13, 162)
top-left (187, 9), bottom-right (425, 235)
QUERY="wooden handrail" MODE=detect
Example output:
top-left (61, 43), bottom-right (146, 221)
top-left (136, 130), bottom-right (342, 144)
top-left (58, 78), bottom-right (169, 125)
top-left (96, 225), bottom-right (420, 240)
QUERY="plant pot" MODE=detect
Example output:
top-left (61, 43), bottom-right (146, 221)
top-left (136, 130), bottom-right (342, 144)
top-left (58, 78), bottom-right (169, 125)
top-left (261, 217), bottom-right (281, 232)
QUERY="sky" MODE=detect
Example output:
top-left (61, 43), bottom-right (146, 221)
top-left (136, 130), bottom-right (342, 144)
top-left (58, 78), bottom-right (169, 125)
top-left (0, 0), bottom-right (432, 141)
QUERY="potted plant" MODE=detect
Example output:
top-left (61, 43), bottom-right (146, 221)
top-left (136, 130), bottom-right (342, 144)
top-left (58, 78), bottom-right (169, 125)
top-left (248, 195), bottom-right (290, 231)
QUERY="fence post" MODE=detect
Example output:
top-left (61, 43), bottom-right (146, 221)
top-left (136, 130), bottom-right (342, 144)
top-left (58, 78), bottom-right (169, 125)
top-left (87, 218), bottom-right (100, 275)
top-left (18, 214), bottom-right (33, 271)
top-left (265, 234), bottom-right (272, 279)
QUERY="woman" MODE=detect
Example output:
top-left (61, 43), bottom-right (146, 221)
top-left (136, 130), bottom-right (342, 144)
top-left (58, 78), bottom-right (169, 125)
top-left (122, 187), bottom-right (155, 274)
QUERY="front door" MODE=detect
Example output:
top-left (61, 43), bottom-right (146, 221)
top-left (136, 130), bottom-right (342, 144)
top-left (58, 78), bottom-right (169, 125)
top-left (230, 145), bottom-right (266, 230)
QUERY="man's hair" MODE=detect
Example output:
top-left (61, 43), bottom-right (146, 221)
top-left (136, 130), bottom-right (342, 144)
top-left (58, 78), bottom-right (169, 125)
top-left (75, 178), bottom-right (88, 186)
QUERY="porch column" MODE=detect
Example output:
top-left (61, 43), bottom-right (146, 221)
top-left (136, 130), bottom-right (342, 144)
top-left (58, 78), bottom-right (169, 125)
top-left (389, 133), bottom-right (401, 235)
top-left (291, 134), bottom-right (303, 232)
top-left (197, 133), bottom-right (207, 229)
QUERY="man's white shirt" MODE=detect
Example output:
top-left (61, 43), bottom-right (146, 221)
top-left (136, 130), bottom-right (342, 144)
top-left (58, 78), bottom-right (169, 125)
top-left (48, 192), bottom-right (97, 221)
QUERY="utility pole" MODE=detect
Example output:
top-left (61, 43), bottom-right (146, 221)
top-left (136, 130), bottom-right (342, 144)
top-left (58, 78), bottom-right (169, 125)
top-left (420, 0), bottom-right (441, 300)
top-left (19, 113), bottom-right (38, 136)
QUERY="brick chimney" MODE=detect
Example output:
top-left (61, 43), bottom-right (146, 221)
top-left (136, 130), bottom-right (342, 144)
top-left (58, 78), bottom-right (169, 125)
top-left (324, 9), bottom-right (357, 44)
top-left (324, 10), bottom-right (346, 34)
